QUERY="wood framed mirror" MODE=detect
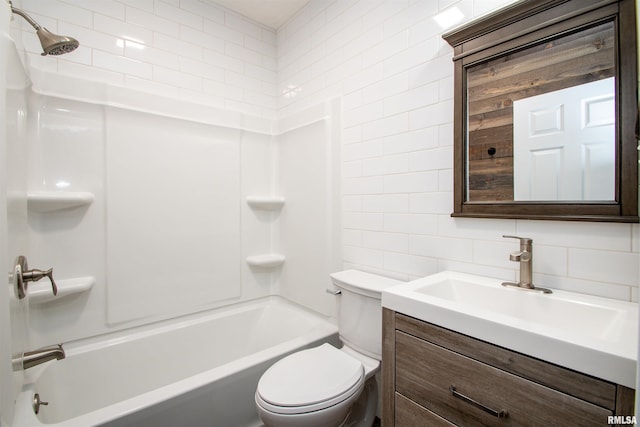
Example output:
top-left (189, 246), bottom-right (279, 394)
top-left (443, 0), bottom-right (638, 222)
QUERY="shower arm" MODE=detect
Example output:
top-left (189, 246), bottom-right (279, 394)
top-left (9, 2), bottom-right (41, 30)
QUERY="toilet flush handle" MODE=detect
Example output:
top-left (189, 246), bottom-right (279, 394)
top-left (325, 289), bottom-right (342, 295)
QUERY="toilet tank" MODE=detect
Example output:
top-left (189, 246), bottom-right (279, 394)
top-left (329, 270), bottom-right (401, 360)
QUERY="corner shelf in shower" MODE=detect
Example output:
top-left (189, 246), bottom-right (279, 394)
top-left (246, 254), bottom-right (285, 268)
top-left (29, 276), bottom-right (95, 304)
top-left (27, 191), bottom-right (95, 213)
top-left (246, 196), bottom-right (285, 211)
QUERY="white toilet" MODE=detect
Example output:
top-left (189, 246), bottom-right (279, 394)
top-left (255, 270), bottom-right (400, 427)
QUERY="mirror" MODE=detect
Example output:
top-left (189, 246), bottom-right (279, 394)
top-left (512, 77), bottom-right (615, 201)
top-left (466, 21), bottom-right (615, 202)
top-left (444, 0), bottom-right (638, 222)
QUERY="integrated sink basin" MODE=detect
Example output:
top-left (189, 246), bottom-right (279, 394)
top-left (414, 276), bottom-right (624, 341)
top-left (382, 271), bottom-right (638, 388)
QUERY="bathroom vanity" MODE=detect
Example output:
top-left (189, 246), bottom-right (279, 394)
top-left (382, 310), bottom-right (634, 426)
top-left (381, 271), bottom-right (637, 426)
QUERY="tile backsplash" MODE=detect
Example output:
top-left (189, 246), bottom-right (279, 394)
top-left (276, 0), bottom-right (639, 301)
top-left (14, 0), bottom-right (639, 302)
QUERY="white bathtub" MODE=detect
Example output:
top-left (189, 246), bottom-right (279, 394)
top-left (13, 297), bottom-right (339, 427)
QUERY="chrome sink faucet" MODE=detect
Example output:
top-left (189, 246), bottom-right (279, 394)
top-left (12, 344), bottom-right (65, 371)
top-left (502, 235), bottom-right (552, 294)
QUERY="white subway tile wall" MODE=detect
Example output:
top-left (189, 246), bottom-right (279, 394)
top-left (15, 0), bottom-right (278, 119)
top-left (16, 0), bottom-right (640, 301)
top-left (278, 0), bottom-right (639, 301)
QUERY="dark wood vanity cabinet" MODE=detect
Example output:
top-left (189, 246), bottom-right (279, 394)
top-left (382, 309), bottom-right (635, 426)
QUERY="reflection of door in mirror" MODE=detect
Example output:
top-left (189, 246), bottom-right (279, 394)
top-left (513, 77), bottom-right (615, 201)
top-left (465, 21), bottom-right (615, 202)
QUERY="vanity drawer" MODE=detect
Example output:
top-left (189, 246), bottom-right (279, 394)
top-left (395, 331), bottom-right (612, 426)
top-left (395, 392), bottom-right (455, 427)
top-left (395, 313), bottom-right (616, 409)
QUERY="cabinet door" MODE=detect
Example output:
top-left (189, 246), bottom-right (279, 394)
top-left (395, 331), bottom-right (612, 426)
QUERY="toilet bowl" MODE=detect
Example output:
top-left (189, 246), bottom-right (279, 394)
top-left (255, 343), bottom-right (373, 427)
top-left (255, 270), bottom-right (401, 427)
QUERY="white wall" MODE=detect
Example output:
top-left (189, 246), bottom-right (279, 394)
top-left (0, 6), bottom-right (12, 423)
top-left (277, 0), bottom-right (640, 302)
top-left (1, 0), bottom-right (345, 353)
top-left (14, 0), bottom-right (278, 119)
top-left (1, 4), bottom-right (33, 422)
top-left (12, 1), bottom-right (639, 301)
top-left (3, 0), bottom-right (278, 349)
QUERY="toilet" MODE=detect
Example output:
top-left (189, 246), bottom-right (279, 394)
top-left (255, 270), bottom-right (400, 427)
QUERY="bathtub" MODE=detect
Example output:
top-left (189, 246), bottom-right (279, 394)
top-left (13, 297), bottom-right (339, 427)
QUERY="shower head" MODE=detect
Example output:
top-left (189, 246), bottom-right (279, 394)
top-left (34, 27), bottom-right (79, 56)
top-left (9, 2), bottom-right (79, 56)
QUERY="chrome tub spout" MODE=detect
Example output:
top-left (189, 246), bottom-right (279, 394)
top-left (13, 344), bottom-right (65, 371)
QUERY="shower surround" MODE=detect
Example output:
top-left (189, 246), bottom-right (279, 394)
top-left (2, 36), bottom-right (341, 424)
top-left (22, 68), bottom-right (341, 348)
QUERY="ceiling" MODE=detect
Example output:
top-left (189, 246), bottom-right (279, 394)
top-left (211, 0), bottom-right (311, 29)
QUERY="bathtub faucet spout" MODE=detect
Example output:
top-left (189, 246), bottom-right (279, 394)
top-left (13, 344), bottom-right (65, 371)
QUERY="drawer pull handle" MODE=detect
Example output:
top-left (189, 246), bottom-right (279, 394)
top-left (449, 386), bottom-right (508, 419)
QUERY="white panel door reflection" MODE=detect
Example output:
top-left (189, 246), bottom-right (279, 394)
top-left (513, 77), bottom-right (615, 201)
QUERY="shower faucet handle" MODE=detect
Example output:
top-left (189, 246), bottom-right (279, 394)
top-left (13, 256), bottom-right (58, 299)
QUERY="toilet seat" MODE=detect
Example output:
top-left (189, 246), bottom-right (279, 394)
top-left (256, 343), bottom-right (364, 415)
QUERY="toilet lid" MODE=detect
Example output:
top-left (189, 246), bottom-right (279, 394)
top-left (257, 343), bottom-right (364, 408)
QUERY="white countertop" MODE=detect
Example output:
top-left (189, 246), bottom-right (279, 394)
top-left (382, 271), bottom-right (638, 388)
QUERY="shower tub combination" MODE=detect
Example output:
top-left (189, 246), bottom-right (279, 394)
top-left (12, 297), bottom-right (338, 427)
